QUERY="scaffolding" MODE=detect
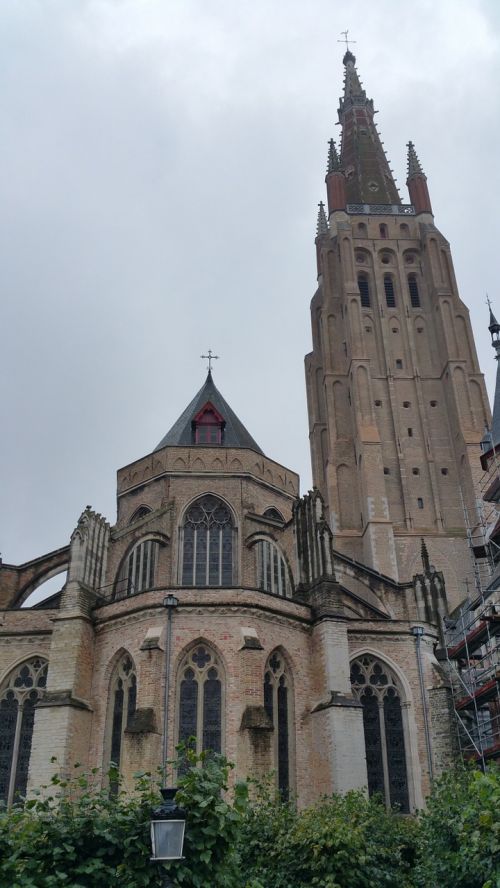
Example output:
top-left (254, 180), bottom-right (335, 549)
top-left (442, 448), bottom-right (500, 767)
top-left (444, 591), bottom-right (500, 766)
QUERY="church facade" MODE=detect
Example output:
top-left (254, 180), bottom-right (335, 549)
top-left (0, 52), bottom-right (488, 812)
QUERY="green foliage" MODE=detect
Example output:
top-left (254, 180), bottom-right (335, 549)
top-left (0, 752), bottom-right (245, 888)
top-left (236, 781), bottom-right (417, 888)
top-left (414, 765), bottom-right (500, 888)
top-left (0, 761), bottom-right (498, 888)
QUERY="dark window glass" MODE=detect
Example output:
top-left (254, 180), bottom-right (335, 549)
top-left (182, 496), bottom-right (233, 586)
top-left (384, 689), bottom-right (410, 812)
top-left (277, 676), bottom-right (289, 800)
top-left (0, 693), bottom-right (18, 803)
top-left (203, 668), bottom-right (221, 754)
top-left (361, 688), bottom-right (385, 798)
top-left (384, 275), bottom-right (396, 307)
top-left (358, 275), bottom-right (371, 307)
top-left (408, 275), bottom-right (420, 307)
top-left (179, 668), bottom-right (198, 747)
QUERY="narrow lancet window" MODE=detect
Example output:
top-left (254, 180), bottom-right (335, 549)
top-left (384, 275), bottom-right (396, 307)
top-left (106, 654), bottom-right (137, 792)
top-left (358, 274), bottom-right (371, 307)
top-left (264, 651), bottom-right (293, 799)
top-left (408, 274), bottom-right (420, 307)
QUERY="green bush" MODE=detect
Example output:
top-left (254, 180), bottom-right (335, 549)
top-left (0, 752), bottom-right (246, 888)
top-left (1, 761), bottom-right (498, 888)
top-left (237, 782), bottom-right (417, 888)
top-left (414, 765), bottom-right (500, 888)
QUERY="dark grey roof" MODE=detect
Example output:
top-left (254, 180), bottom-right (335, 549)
top-left (154, 371), bottom-right (264, 454)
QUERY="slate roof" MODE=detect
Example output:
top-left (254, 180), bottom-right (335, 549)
top-left (154, 371), bottom-right (264, 454)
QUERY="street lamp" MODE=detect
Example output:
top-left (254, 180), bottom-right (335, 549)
top-left (150, 787), bottom-right (186, 861)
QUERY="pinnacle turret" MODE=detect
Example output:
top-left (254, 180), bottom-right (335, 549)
top-left (327, 139), bottom-right (340, 174)
top-left (316, 201), bottom-right (328, 237)
top-left (407, 141), bottom-right (424, 178)
top-left (406, 140), bottom-right (433, 214)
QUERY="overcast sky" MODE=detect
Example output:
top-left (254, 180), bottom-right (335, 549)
top-left (2, 0), bottom-right (500, 581)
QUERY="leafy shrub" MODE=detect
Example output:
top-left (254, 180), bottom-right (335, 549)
top-left (237, 782), bottom-right (417, 888)
top-left (0, 752), bottom-right (245, 888)
top-left (414, 765), bottom-right (500, 888)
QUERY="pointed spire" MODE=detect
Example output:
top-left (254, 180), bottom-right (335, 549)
top-left (316, 201), bottom-right (328, 237)
top-left (407, 141), bottom-right (424, 178)
top-left (337, 52), bottom-right (400, 206)
top-left (406, 140), bottom-right (433, 214)
top-left (327, 139), bottom-right (340, 174)
top-left (487, 295), bottom-right (500, 340)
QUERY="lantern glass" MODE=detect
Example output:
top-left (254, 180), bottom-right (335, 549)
top-left (150, 818), bottom-right (185, 860)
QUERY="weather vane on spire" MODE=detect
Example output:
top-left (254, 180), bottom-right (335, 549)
top-left (338, 30), bottom-right (356, 52)
top-left (201, 349), bottom-right (219, 372)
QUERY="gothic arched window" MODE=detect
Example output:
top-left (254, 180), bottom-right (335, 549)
top-left (181, 495), bottom-right (234, 586)
top-left (264, 651), bottom-right (292, 799)
top-left (106, 654), bottom-right (137, 791)
top-left (116, 539), bottom-right (160, 598)
top-left (255, 540), bottom-right (292, 597)
top-left (177, 645), bottom-right (222, 756)
top-left (350, 655), bottom-right (409, 812)
top-left (0, 657), bottom-right (47, 805)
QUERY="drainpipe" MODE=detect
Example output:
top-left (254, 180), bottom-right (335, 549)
top-left (162, 594), bottom-right (179, 773)
top-left (411, 625), bottom-right (434, 783)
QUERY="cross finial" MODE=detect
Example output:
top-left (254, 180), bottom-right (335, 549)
top-left (486, 293), bottom-right (492, 310)
top-left (338, 29), bottom-right (356, 51)
top-left (201, 349), bottom-right (219, 372)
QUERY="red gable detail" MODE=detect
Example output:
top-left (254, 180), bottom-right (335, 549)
top-left (193, 401), bottom-right (225, 426)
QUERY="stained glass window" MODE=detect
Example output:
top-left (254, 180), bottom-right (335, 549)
top-left (106, 654), bottom-right (137, 793)
top-left (264, 651), bottom-right (292, 799)
top-left (255, 540), bottom-right (291, 597)
top-left (178, 646), bottom-right (222, 757)
top-left (115, 539), bottom-right (159, 598)
top-left (182, 496), bottom-right (234, 586)
top-left (350, 655), bottom-right (410, 812)
top-left (0, 657), bottom-right (47, 805)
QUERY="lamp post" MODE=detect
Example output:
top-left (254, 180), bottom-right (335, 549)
top-left (150, 786), bottom-right (186, 887)
top-left (162, 594), bottom-right (179, 771)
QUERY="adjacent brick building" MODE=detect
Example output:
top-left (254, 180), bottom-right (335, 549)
top-left (0, 50), bottom-right (487, 811)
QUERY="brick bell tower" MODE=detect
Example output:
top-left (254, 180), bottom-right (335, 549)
top-left (305, 50), bottom-right (490, 605)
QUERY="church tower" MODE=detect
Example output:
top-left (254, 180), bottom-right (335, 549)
top-left (306, 51), bottom-right (490, 606)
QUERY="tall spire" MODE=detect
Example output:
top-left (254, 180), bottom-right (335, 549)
top-left (406, 140), bottom-right (433, 214)
top-left (316, 201), bottom-right (328, 237)
top-left (483, 299), bottom-right (500, 457)
top-left (337, 52), bottom-right (400, 206)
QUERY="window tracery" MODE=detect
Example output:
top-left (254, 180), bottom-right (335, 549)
top-left (181, 495), bottom-right (234, 586)
top-left (350, 655), bottom-right (409, 812)
top-left (106, 654), bottom-right (136, 792)
top-left (0, 657), bottom-right (47, 805)
top-left (255, 539), bottom-right (291, 597)
top-left (177, 645), bottom-right (222, 756)
top-left (264, 651), bottom-right (292, 799)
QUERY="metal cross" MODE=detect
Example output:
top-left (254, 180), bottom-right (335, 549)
top-left (486, 293), bottom-right (492, 310)
top-left (338, 30), bottom-right (356, 51)
top-left (201, 349), bottom-right (219, 371)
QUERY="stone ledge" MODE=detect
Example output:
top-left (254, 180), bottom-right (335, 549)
top-left (37, 690), bottom-right (93, 712)
top-left (312, 692), bottom-right (362, 713)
